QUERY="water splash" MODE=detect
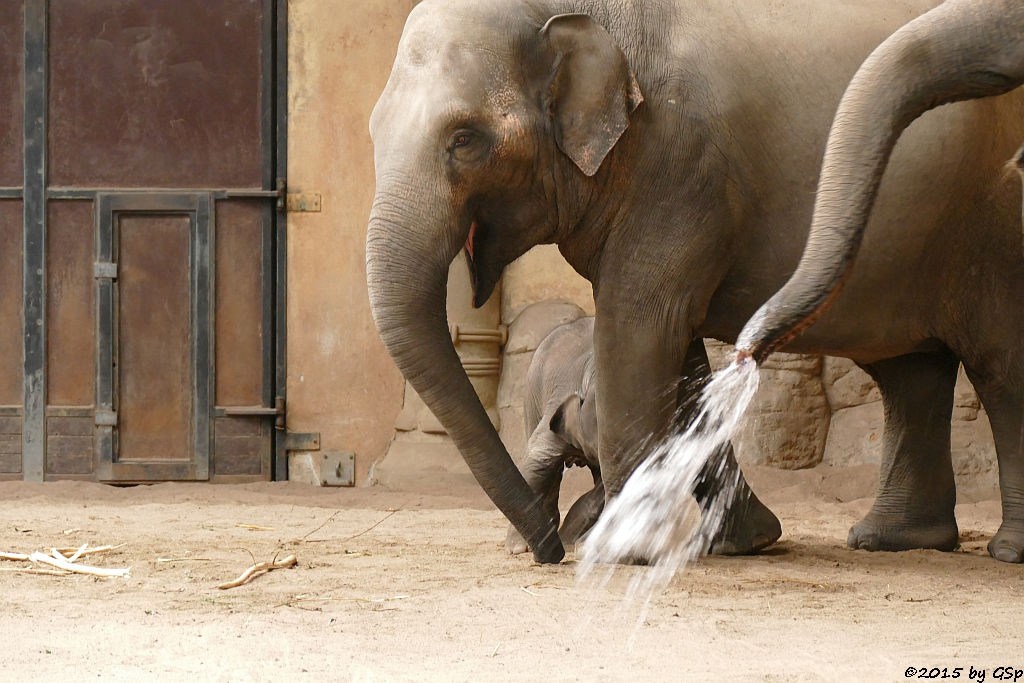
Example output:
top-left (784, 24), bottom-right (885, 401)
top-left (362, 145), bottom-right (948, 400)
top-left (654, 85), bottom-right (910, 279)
top-left (577, 358), bottom-right (760, 609)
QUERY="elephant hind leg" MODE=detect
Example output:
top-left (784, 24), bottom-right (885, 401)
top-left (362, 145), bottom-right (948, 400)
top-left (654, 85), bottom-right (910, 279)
top-left (848, 350), bottom-right (960, 552)
top-left (963, 367), bottom-right (1024, 563)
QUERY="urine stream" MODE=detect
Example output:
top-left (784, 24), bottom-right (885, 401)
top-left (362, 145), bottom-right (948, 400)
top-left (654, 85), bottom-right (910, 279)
top-left (578, 358), bottom-right (760, 610)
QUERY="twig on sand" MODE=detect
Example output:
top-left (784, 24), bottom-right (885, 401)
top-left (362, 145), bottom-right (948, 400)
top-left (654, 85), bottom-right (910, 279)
top-left (275, 593), bottom-right (410, 609)
top-left (0, 552), bottom-right (30, 562)
top-left (296, 510), bottom-right (342, 543)
top-left (236, 524), bottom-right (275, 531)
top-left (157, 557), bottom-right (213, 563)
top-left (28, 551), bottom-right (130, 578)
top-left (217, 554), bottom-right (297, 590)
top-left (1, 543), bottom-right (129, 577)
top-left (54, 544), bottom-right (124, 558)
top-left (0, 567), bottom-right (70, 576)
top-left (294, 507), bottom-right (404, 545)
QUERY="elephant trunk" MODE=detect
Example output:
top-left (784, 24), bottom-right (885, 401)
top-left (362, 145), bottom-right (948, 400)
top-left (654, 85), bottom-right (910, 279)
top-left (366, 193), bottom-right (564, 563)
top-left (736, 0), bottom-right (1024, 363)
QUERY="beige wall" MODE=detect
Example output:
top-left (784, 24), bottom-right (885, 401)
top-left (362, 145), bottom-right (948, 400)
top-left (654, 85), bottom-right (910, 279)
top-left (286, 0), bottom-right (415, 483)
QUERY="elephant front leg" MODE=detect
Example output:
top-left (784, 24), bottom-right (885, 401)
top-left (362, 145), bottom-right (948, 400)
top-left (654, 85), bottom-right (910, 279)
top-left (594, 318), bottom-right (780, 558)
top-left (848, 352), bottom-right (960, 552)
top-left (684, 341), bottom-right (781, 555)
top-left (504, 426), bottom-right (567, 555)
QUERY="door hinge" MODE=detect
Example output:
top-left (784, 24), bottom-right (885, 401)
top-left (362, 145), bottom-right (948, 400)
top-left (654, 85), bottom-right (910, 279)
top-left (93, 262), bottom-right (118, 280)
top-left (285, 189), bottom-right (322, 213)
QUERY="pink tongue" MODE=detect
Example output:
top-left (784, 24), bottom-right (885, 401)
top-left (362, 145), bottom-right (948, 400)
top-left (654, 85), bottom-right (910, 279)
top-left (466, 221), bottom-right (477, 260)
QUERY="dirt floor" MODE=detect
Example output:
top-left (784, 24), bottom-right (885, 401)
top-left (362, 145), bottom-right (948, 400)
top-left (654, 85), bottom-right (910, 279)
top-left (1, 464), bottom-right (1021, 681)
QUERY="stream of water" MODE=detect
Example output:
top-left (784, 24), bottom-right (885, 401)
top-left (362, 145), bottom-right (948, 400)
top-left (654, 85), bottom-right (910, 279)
top-left (577, 358), bottom-right (760, 609)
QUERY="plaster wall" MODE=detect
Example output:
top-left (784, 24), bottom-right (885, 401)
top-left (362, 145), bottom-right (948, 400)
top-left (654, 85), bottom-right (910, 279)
top-left (286, 0), bottom-right (415, 484)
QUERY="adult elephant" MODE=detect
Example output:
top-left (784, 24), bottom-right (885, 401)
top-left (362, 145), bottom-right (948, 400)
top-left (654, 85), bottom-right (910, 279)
top-left (366, 0), bottom-right (1024, 563)
top-left (738, 0), bottom-right (1024, 562)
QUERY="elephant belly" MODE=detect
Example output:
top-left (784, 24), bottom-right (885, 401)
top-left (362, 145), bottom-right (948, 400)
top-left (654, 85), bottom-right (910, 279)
top-left (704, 89), bottom-right (1024, 364)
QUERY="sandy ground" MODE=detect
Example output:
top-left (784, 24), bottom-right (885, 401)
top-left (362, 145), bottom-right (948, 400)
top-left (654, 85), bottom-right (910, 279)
top-left (0, 464), bottom-right (1021, 682)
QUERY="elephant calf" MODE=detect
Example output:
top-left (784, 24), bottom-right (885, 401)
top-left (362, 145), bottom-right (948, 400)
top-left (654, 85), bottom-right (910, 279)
top-left (505, 317), bottom-right (604, 555)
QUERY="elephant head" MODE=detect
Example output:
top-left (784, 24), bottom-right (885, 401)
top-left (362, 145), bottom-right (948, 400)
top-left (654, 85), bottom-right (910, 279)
top-left (736, 0), bottom-right (1024, 362)
top-left (365, 2), bottom-right (642, 563)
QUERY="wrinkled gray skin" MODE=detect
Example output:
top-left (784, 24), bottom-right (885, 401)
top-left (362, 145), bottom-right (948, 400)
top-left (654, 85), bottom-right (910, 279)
top-left (366, 0), bottom-right (1024, 563)
top-left (504, 317), bottom-right (603, 555)
top-left (504, 316), bottom-right (768, 556)
top-left (737, 0), bottom-right (1024, 562)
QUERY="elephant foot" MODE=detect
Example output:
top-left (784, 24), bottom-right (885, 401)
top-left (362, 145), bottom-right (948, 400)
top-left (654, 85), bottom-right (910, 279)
top-left (708, 490), bottom-right (782, 556)
top-left (988, 522), bottom-right (1024, 563)
top-left (847, 508), bottom-right (958, 552)
top-left (504, 526), bottom-right (529, 555)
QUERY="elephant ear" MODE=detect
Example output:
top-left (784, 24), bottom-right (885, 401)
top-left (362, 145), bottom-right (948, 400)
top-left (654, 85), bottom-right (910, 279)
top-left (549, 393), bottom-right (584, 448)
top-left (541, 13), bottom-right (644, 177)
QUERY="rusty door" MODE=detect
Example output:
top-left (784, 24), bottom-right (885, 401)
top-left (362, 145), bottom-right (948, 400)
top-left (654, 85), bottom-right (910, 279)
top-left (0, 0), bottom-right (288, 482)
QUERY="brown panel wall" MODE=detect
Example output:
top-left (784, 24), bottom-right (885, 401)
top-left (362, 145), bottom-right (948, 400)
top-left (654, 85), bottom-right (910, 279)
top-left (215, 202), bottom-right (263, 406)
top-left (48, 201), bottom-right (95, 406)
top-left (0, 201), bottom-right (22, 406)
top-left (0, 1), bottom-right (23, 187)
top-left (117, 214), bottom-right (192, 461)
top-left (0, 416), bottom-right (21, 474)
top-left (214, 417), bottom-right (266, 476)
top-left (46, 416), bottom-right (93, 475)
top-left (49, 0), bottom-right (263, 188)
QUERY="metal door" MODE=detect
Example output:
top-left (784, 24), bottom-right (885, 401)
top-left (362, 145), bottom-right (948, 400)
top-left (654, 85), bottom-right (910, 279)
top-left (0, 0), bottom-right (287, 482)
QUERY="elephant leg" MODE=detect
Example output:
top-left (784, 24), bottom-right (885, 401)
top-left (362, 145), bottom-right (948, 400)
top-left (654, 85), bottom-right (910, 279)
top-left (560, 475), bottom-right (605, 548)
top-left (594, 316), bottom-right (780, 556)
top-left (963, 367), bottom-right (1024, 563)
top-left (504, 425), bottom-right (567, 555)
top-left (685, 340), bottom-right (782, 555)
top-left (848, 351), bottom-right (960, 552)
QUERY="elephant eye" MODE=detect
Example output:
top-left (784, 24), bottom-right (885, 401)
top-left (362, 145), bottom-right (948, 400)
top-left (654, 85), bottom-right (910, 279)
top-left (452, 132), bottom-right (473, 148)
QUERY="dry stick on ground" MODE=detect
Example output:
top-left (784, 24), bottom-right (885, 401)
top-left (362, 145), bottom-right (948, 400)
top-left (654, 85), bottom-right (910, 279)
top-left (299, 508), bottom-right (404, 545)
top-left (28, 551), bottom-right (130, 578)
top-left (0, 567), bottom-right (70, 576)
top-left (0, 552), bottom-right (30, 562)
top-left (54, 544), bottom-right (125, 558)
top-left (218, 554), bottom-right (297, 590)
top-left (293, 510), bottom-right (342, 543)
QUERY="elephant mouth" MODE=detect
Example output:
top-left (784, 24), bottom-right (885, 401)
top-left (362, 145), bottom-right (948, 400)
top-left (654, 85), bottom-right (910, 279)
top-left (463, 217), bottom-right (489, 306)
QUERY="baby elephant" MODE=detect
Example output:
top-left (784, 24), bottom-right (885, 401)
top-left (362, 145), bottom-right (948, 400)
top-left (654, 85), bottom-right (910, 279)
top-left (506, 317), bottom-right (604, 555)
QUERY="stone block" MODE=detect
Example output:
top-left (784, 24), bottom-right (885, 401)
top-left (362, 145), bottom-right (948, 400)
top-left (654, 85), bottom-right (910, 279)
top-left (822, 356), bottom-right (880, 411)
top-left (823, 402), bottom-right (885, 466)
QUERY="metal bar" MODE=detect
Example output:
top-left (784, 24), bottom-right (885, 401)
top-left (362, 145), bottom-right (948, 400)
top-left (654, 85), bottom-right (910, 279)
top-left (0, 188), bottom-right (23, 198)
top-left (48, 188), bottom-right (276, 200)
top-left (45, 406), bottom-right (93, 418)
top-left (272, 0), bottom-right (289, 482)
top-left (22, 0), bottom-right (48, 482)
top-left (93, 195), bottom-right (115, 480)
top-left (193, 194), bottom-right (213, 480)
top-left (260, 0), bottom-right (277, 477)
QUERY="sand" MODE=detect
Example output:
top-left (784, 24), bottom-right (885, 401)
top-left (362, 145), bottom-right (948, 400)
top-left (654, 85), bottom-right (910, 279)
top-left (0, 464), bottom-right (1020, 681)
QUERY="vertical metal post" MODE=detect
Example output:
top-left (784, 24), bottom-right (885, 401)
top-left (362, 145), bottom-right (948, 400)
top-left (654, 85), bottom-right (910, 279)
top-left (272, 0), bottom-right (289, 481)
top-left (22, 0), bottom-right (47, 481)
